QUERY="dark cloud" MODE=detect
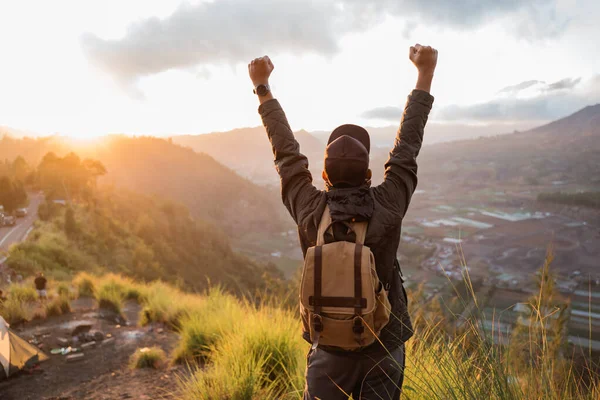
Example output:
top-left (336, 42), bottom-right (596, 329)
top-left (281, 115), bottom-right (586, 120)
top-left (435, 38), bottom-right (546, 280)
top-left (498, 80), bottom-right (542, 94)
top-left (544, 77), bottom-right (581, 91)
top-left (82, 0), bottom-right (568, 87)
top-left (363, 75), bottom-right (599, 123)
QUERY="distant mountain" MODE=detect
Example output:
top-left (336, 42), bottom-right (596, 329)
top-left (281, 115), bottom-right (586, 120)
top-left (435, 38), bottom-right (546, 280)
top-left (173, 120), bottom-right (541, 187)
top-left (410, 104), bottom-right (600, 188)
top-left (173, 127), bottom-right (326, 186)
top-left (529, 104), bottom-right (600, 136)
top-left (312, 121), bottom-right (541, 149)
top-left (76, 136), bottom-right (288, 237)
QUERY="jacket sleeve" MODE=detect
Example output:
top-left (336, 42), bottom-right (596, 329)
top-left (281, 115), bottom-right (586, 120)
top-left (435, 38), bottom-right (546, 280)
top-left (258, 99), bottom-right (322, 224)
top-left (373, 89), bottom-right (434, 216)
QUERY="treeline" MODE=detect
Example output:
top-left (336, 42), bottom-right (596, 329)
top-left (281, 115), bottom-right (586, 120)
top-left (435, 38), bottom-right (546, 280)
top-left (37, 152), bottom-right (106, 201)
top-left (538, 191), bottom-right (600, 209)
top-left (0, 156), bottom-right (32, 212)
top-left (1, 152), bottom-right (107, 212)
top-left (7, 186), bottom-right (281, 294)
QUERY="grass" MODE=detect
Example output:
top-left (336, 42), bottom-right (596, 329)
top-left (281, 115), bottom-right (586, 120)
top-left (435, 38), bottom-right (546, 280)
top-left (96, 284), bottom-right (125, 315)
top-left (1, 265), bottom-right (598, 399)
top-left (56, 282), bottom-right (72, 298)
top-left (73, 272), bottom-right (95, 297)
top-left (94, 274), bottom-right (147, 315)
top-left (0, 296), bottom-right (31, 324)
top-left (45, 294), bottom-right (72, 317)
top-left (176, 305), bottom-right (304, 399)
top-left (139, 281), bottom-right (194, 328)
top-left (8, 284), bottom-right (38, 303)
top-left (172, 287), bottom-right (246, 363)
top-left (129, 346), bottom-right (167, 369)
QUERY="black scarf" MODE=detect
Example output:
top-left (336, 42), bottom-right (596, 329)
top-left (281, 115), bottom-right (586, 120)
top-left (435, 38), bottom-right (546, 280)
top-left (325, 183), bottom-right (374, 222)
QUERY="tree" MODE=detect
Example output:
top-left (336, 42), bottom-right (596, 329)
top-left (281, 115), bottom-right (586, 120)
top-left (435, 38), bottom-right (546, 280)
top-left (64, 207), bottom-right (78, 239)
top-left (0, 176), bottom-right (27, 213)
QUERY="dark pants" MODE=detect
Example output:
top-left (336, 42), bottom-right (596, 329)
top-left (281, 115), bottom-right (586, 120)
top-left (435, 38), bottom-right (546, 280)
top-left (303, 344), bottom-right (405, 400)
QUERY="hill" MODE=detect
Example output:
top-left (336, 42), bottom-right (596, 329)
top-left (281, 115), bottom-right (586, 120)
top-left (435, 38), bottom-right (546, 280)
top-left (388, 104), bottom-right (600, 187)
top-left (173, 127), bottom-right (325, 185)
top-left (6, 185), bottom-right (280, 294)
top-left (72, 136), bottom-right (288, 237)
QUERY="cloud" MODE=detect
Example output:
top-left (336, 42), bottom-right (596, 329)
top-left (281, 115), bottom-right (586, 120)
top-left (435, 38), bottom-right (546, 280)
top-left (361, 106), bottom-right (404, 121)
top-left (436, 75), bottom-right (598, 122)
top-left (544, 77), bottom-right (581, 91)
top-left (498, 80), bottom-right (542, 94)
top-left (363, 75), bottom-right (599, 123)
top-left (82, 0), bottom-right (569, 89)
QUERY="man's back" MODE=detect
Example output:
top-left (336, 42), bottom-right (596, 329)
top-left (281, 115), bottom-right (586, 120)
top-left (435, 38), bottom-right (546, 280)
top-left (34, 276), bottom-right (47, 291)
top-left (258, 89), bottom-right (434, 350)
top-left (249, 44), bottom-right (437, 398)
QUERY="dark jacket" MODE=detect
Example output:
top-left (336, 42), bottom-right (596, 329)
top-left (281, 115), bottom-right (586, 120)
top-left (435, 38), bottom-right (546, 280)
top-left (259, 89), bottom-right (434, 351)
top-left (34, 276), bottom-right (47, 291)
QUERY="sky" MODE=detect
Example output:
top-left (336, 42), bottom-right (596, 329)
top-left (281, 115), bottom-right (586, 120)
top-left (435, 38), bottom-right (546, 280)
top-left (0, 0), bottom-right (599, 138)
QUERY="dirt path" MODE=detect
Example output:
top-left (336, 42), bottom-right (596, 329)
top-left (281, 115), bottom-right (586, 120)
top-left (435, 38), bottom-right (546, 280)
top-left (0, 298), bottom-right (188, 400)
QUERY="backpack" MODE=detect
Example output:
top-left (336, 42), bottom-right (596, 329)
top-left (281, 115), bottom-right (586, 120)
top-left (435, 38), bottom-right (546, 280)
top-left (300, 206), bottom-right (391, 350)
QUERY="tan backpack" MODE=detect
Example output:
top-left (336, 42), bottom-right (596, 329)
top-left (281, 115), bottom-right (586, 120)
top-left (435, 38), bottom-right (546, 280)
top-left (300, 206), bottom-right (391, 350)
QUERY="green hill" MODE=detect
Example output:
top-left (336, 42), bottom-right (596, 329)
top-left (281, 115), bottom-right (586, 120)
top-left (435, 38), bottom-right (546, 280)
top-left (5, 155), bottom-right (282, 294)
top-left (80, 136), bottom-right (288, 237)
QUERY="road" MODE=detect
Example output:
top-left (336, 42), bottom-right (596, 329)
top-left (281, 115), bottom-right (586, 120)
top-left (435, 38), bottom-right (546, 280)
top-left (0, 193), bottom-right (43, 262)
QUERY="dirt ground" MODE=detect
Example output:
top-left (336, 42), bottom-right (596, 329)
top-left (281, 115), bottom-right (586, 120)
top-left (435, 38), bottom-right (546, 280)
top-left (0, 298), bottom-right (189, 400)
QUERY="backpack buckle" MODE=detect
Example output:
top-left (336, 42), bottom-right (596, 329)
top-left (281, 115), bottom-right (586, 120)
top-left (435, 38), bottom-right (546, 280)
top-left (352, 317), bottom-right (364, 335)
top-left (313, 314), bottom-right (323, 332)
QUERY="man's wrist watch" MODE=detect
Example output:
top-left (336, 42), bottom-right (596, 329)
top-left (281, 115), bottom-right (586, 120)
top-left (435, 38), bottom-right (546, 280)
top-left (253, 84), bottom-right (270, 96)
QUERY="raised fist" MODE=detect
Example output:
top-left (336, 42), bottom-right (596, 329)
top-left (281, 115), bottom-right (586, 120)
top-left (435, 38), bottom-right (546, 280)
top-left (248, 56), bottom-right (274, 87)
top-left (409, 44), bottom-right (438, 75)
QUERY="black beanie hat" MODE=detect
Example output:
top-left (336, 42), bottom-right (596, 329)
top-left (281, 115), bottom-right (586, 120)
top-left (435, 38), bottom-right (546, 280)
top-left (324, 132), bottom-right (370, 187)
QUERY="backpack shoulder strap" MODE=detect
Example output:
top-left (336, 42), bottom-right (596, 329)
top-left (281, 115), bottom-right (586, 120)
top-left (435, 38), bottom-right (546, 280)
top-left (316, 206), bottom-right (331, 246)
top-left (317, 205), bottom-right (368, 245)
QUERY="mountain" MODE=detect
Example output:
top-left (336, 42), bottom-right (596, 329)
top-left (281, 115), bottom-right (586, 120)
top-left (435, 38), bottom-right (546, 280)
top-left (173, 127), bottom-right (325, 186)
top-left (74, 136), bottom-right (288, 237)
top-left (529, 104), bottom-right (600, 136)
top-left (409, 104), bottom-right (600, 188)
top-left (311, 121), bottom-right (542, 149)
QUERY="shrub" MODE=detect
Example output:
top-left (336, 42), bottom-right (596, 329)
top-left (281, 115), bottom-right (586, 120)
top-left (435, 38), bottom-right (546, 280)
top-left (96, 286), bottom-right (125, 315)
top-left (172, 288), bottom-right (245, 364)
top-left (139, 281), bottom-right (196, 328)
top-left (73, 272), bottom-right (96, 297)
top-left (176, 301), bottom-right (304, 398)
top-left (0, 297), bottom-right (31, 325)
top-left (8, 284), bottom-right (38, 303)
top-left (129, 346), bottom-right (167, 369)
top-left (95, 278), bottom-right (125, 315)
top-left (56, 282), bottom-right (71, 297)
top-left (177, 351), bottom-right (279, 400)
top-left (45, 294), bottom-right (71, 317)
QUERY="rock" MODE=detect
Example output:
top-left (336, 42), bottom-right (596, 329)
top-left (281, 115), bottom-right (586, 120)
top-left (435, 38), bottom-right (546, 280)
top-left (56, 337), bottom-right (70, 347)
top-left (93, 331), bottom-right (105, 342)
top-left (71, 323), bottom-right (93, 337)
top-left (65, 353), bottom-right (85, 363)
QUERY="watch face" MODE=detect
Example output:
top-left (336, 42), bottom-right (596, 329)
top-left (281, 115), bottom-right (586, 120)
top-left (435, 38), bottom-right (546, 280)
top-left (256, 84), bottom-right (269, 96)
